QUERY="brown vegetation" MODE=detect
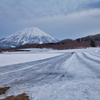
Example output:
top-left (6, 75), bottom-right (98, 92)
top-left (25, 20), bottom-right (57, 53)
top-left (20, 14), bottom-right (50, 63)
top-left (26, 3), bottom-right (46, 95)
top-left (16, 40), bottom-right (100, 50)
top-left (96, 41), bottom-right (100, 47)
top-left (1, 33), bottom-right (100, 51)
top-left (20, 41), bottom-right (91, 50)
top-left (0, 93), bottom-right (30, 100)
top-left (1, 40), bottom-right (100, 52)
top-left (6, 49), bottom-right (30, 52)
top-left (0, 49), bottom-right (2, 53)
top-left (0, 87), bottom-right (30, 100)
top-left (0, 87), bottom-right (10, 95)
top-left (2, 49), bottom-right (30, 52)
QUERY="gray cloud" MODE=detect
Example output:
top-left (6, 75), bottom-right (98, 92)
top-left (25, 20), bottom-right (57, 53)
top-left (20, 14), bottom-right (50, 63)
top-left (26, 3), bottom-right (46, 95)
top-left (86, 1), bottom-right (100, 9)
top-left (10, 8), bottom-right (100, 39)
top-left (0, 0), bottom-right (100, 40)
top-left (0, 0), bottom-right (98, 19)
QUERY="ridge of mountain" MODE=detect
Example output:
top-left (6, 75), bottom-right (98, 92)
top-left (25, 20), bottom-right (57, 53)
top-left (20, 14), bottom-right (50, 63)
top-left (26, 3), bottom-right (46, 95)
top-left (0, 27), bottom-right (58, 49)
top-left (77, 33), bottom-right (100, 41)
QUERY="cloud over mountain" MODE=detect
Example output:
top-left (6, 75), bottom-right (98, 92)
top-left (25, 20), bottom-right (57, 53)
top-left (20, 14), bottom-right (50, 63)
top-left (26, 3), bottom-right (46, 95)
top-left (0, 0), bottom-right (100, 40)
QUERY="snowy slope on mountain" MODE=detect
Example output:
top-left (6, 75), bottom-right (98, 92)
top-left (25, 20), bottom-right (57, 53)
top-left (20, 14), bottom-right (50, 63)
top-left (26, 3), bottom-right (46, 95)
top-left (0, 27), bottom-right (58, 48)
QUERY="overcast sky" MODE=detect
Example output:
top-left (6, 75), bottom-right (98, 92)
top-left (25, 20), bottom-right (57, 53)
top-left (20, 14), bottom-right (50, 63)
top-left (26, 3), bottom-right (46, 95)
top-left (0, 0), bottom-right (100, 40)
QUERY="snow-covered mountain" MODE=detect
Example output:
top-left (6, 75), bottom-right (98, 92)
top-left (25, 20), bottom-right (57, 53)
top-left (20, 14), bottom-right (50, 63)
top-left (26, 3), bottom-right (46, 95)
top-left (0, 27), bottom-right (58, 49)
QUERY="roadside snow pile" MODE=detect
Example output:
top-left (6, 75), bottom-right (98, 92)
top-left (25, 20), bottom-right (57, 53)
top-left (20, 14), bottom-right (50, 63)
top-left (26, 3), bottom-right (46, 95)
top-left (0, 48), bottom-right (100, 100)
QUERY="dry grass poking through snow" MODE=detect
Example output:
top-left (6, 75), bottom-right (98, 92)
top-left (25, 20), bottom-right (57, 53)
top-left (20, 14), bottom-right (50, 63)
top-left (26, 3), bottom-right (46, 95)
top-left (0, 93), bottom-right (30, 100)
top-left (0, 87), bottom-right (30, 100)
top-left (0, 87), bottom-right (10, 95)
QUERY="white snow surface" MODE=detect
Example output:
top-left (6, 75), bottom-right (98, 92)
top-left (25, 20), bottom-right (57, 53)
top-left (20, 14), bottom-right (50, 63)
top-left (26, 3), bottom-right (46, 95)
top-left (0, 48), bottom-right (100, 100)
top-left (0, 48), bottom-right (62, 66)
top-left (6, 27), bottom-right (54, 39)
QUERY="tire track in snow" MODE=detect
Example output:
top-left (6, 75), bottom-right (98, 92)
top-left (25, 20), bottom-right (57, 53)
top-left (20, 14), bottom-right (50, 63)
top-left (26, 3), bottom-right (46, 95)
top-left (0, 53), bottom-right (73, 86)
top-left (62, 53), bottom-right (94, 80)
top-left (0, 53), bottom-right (70, 75)
top-left (88, 51), bottom-right (100, 58)
top-left (82, 52), bottom-right (100, 63)
top-left (91, 49), bottom-right (100, 55)
top-left (61, 53), bottom-right (76, 80)
top-left (76, 53), bottom-right (100, 78)
top-left (62, 51), bottom-right (100, 80)
top-left (12, 53), bottom-right (72, 85)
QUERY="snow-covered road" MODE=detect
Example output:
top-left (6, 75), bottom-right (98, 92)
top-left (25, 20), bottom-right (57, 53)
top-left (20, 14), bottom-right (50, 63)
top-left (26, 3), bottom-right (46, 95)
top-left (0, 53), bottom-right (72, 86)
top-left (0, 48), bottom-right (100, 100)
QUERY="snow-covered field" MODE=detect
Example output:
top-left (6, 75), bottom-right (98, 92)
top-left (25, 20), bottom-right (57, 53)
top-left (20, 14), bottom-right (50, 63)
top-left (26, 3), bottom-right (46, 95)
top-left (0, 48), bottom-right (100, 100)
